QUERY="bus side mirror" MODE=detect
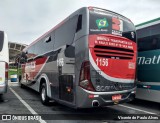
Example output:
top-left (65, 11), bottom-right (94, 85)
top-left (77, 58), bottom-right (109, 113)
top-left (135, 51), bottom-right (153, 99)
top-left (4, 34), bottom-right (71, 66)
top-left (65, 45), bottom-right (75, 58)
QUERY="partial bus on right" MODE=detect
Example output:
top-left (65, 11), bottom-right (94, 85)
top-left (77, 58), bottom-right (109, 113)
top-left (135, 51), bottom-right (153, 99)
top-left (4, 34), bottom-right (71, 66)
top-left (136, 17), bottom-right (160, 103)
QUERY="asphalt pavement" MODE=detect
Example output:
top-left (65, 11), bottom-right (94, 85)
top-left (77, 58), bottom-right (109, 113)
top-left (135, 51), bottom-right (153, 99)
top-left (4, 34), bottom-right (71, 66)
top-left (0, 83), bottom-right (159, 123)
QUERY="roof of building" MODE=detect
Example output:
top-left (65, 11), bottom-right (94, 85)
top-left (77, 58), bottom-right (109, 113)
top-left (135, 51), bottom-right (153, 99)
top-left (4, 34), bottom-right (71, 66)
top-left (136, 17), bottom-right (160, 29)
top-left (9, 42), bottom-right (27, 62)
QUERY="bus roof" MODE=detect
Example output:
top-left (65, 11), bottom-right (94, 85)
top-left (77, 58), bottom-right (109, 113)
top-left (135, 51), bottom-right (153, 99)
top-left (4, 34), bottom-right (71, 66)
top-left (24, 7), bottom-right (134, 51)
top-left (89, 6), bottom-right (132, 22)
top-left (23, 7), bottom-right (85, 51)
top-left (136, 17), bottom-right (160, 29)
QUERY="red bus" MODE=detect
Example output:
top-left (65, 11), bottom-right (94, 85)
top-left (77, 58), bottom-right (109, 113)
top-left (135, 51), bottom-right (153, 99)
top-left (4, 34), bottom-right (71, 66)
top-left (18, 7), bottom-right (137, 108)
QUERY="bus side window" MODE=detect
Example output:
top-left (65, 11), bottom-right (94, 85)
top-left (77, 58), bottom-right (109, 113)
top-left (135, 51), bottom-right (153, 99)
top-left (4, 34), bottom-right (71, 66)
top-left (151, 38), bottom-right (158, 49)
top-left (44, 36), bottom-right (51, 43)
top-left (157, 38), bottom-right (160, 49)
top-left (76, 15), bottom-right (82, 32)
top-left (42, 35), bottom-right (54, 54)
top-left (54, 15), bottom-right (78, 49)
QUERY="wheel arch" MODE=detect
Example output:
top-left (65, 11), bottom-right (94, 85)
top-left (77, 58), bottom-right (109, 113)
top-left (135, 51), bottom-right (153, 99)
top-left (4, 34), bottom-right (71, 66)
top-left (38, 74), bottom-right (52, 98)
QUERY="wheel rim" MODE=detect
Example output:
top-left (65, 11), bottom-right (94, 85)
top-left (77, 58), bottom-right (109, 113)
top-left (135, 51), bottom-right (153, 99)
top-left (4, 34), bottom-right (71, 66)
top-left (41, 88), bottom-right (46, 101)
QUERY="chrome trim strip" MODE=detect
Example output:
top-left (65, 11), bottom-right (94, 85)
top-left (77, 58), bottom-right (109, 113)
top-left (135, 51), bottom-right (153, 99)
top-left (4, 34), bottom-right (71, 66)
top-left (82, 87), bottom-right (136, 95)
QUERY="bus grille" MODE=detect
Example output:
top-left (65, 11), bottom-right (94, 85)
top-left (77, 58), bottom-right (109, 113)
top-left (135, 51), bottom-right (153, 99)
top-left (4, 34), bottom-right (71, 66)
top-left (94, 45), bottom-right (134, 60)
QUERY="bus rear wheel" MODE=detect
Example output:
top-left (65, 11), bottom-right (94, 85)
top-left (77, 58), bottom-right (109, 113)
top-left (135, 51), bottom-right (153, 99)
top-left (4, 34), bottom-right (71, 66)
top-left (40, 83), bottom-right (49, 105)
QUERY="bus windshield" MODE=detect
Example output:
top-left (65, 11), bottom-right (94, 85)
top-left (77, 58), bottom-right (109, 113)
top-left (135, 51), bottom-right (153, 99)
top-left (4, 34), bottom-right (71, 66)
top-left (89, 9), bottom-right (136, 42)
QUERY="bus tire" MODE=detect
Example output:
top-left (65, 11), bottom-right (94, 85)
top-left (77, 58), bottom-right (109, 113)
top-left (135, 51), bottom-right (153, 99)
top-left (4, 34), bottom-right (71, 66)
top-left (40, 83), bottom-right (49, 105)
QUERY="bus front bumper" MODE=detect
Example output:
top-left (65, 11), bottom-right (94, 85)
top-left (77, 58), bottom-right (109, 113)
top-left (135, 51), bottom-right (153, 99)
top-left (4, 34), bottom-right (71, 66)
top-left (76, 87), bottom-right (136, 108)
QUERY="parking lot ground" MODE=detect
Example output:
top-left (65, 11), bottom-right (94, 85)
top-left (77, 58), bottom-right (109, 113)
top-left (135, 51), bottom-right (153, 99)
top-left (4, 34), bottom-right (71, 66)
top-left (0, 84), bottom-right (159, 123)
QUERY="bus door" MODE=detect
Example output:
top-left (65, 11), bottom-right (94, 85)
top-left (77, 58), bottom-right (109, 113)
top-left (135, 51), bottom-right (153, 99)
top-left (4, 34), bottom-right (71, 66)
top-left (57, 45), bottom-right (75, 102)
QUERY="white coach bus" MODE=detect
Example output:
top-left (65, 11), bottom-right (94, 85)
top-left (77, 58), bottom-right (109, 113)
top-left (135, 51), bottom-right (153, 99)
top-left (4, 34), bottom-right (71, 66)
top-left (0, 31), bottom-right (9, 96)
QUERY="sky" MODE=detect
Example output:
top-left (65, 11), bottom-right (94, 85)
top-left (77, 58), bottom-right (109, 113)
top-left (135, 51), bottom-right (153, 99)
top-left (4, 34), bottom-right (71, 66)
top-left (0, 0), bottom-right (159, 45)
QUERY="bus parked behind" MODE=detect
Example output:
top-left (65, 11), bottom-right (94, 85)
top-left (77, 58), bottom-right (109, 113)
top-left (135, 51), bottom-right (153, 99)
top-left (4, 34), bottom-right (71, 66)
top-left (136, 17), bottom-right (160, 103)
top-left (0, 31), bottom-right (9, 96)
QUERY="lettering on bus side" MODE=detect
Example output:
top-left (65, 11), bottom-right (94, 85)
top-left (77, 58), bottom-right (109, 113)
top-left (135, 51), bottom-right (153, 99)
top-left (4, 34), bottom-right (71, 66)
top-left (138, 55), bottom-right (160, 65)
top-left (57, 58), bottom-right (64, 66)
top-left (25, 61), bottom-right (36, 71)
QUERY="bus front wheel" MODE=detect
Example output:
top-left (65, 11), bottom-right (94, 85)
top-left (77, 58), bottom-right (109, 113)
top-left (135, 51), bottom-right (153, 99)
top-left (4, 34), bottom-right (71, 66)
top-left (40, 83), bottom-right (49, 105)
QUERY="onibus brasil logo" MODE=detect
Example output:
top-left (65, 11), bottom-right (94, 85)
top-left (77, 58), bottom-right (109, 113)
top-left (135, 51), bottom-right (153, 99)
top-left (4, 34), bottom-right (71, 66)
top-left (96, 18), bottom-right (108, 29)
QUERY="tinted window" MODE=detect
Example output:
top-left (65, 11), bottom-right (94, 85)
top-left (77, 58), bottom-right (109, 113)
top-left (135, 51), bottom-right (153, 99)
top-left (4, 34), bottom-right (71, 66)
top-left (89, 9), bottom-right (136, 42)
top-left (28, 34), bottom-right (54, 57)
top-left (0, 31), bottom-right (4, 52)
top-left (35, 40), bottom-right (43, 56)
top-left (138, 34), bottom-right (160, 51)
top-left (43, 35), bottom-right (54, 53)
top-left (137, 24), bottom-right (160, 38)
top-left (137, 24), bottom-right (160, 51)
top-left (54, 15), bottom-right (78, 48)
top-left (27, 45), bottom-right (35, 59)
top-left (76, 15), bottom-right (82, 32)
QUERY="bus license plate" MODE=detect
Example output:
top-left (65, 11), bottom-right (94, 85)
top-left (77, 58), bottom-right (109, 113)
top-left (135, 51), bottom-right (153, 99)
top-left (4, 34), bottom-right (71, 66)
top-left (112, 95), bottom-right (121, 101)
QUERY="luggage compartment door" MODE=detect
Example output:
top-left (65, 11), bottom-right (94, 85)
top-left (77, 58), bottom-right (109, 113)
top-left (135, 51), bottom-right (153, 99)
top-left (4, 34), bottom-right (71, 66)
top-left (58, 45), bottom-right (75, 102)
